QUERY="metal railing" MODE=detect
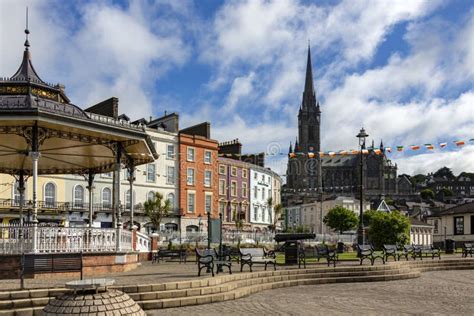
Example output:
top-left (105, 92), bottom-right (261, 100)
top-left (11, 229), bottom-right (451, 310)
top-left (0, 224), bottom-right (136, 254)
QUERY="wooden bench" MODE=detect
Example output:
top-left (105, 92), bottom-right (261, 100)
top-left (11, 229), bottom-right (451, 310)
top-left (356, 244), bottom-right (385, 265)
top-left (462, 243), bottom-right (473, 258)
top-left (21, 253), bottom-right (83, 288)
top-left (382, 244), bottom-right (401, 262)
top-left (195, 248), bottom-right (232, 277)
top-left (239, 247), bottom-right (276, 272)
top-left (152, 249), bottom-right (187, 264)
top-left (413, 244), bottom-right (441, 260)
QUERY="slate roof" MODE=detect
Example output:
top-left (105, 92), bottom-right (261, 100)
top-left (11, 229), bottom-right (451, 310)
top-left (427, 202), bottom-right (474, 217)
top-left (321, 155), bottom-right (357, 167)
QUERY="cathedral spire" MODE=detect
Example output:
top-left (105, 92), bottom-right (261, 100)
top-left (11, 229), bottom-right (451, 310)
top-left (294, 138), bottom-right (299, 152)
top-left (289, 141), bottom-right (293, 154)
top-left (304, 44), bottom-right (314, 97)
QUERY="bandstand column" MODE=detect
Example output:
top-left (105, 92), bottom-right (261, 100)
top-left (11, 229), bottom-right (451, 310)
top-left (30, 151), bottom-right (40, 253)
top-left (18, 170), bottom-right (25, 227)
top-left (86, 171), bottom-right (95, 228)
top-left (127, 164), bottom-right (135, 231)
top-left (113, 142), bottom-right (122, 251)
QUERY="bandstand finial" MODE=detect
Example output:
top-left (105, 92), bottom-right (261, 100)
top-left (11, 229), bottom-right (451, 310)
top-left (24, 7), bottom-right (30, 50)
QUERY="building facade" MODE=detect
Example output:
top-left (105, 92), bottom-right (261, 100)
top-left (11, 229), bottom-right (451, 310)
top-left (178, 123), bottom-right (219, 234)
top-left (218, 157), bottom-right (250, 232)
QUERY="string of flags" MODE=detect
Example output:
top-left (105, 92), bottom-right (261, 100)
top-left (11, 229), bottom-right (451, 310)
top-left (284, 185), bottom-right (359, 193)
top-left (287, 138), bottom-right (473, 158)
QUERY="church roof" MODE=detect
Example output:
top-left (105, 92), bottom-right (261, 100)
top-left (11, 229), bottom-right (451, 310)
top-left (321, 155), bottom-right (357, 167)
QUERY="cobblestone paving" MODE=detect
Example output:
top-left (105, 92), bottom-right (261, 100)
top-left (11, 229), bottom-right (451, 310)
top-left (148, 270), bottom-right (474, 316)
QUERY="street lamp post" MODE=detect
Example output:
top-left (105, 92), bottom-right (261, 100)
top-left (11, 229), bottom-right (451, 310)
top-left (207, 211), bottom-right (211, 250)
top-left (198, 214), bottom-right (202, 245)
top-left (356, 127), bottom-right (369, 245)
top-left (218, 212), bottom-right (223, 272)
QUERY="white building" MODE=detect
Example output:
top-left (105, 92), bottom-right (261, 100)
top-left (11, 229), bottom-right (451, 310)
top-left (286, 196), bottom-right (370, 234)
top-left (249, 165), bottom-right (281, 231)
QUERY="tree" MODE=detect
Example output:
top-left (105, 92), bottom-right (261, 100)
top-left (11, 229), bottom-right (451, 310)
top-left (269, 204), bottom-right (283, 233)
top-left (367, 211), bottom-right (410, 249)
top-left (144, 192), bottom-right (170, 233)
top-left (434, 167), bottom-right (455, 179)
top-left (420, 188), bottom-right (435, 200)
top-left (323, 206), bottom-right (359, 235)
top-left (438, 187), bottom-right (453, 197)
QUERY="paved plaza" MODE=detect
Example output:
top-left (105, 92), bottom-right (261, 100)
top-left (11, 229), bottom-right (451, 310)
top-left (148, 270), bottom-right (474, 316)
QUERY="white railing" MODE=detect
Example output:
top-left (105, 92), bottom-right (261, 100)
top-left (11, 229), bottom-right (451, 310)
top-left (0, 224), bottom-right (136, 254)
top-left (135, 231), bottom-right (151, 252)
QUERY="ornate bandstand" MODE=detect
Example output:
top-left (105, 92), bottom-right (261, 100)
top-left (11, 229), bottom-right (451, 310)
top-left (0, 26), bottom-right (157, 267)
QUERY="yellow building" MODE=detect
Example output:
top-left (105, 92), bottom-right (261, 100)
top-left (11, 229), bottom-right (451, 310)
top-left (0, 173), bottom-right (66, 225)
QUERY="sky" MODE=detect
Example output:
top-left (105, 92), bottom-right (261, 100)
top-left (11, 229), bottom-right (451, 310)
top-left (0, 0), bottom-right (473, 179)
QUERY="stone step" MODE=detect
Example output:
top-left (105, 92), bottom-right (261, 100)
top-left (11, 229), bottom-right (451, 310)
top-left (137, 272), bottom-right (421, 310)
top-left (0, 265), bottom-right (414, 311)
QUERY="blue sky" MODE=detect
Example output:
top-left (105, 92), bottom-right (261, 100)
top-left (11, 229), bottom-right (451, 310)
top-left (1, 0), bottom-right (473, 177)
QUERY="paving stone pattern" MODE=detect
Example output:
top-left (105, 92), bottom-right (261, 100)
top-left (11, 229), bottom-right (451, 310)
top-left (148, 270), bottom-right (474, 315)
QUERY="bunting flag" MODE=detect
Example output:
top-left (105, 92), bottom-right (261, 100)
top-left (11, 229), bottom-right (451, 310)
top-left (285, 137), bottom-right (472, 159)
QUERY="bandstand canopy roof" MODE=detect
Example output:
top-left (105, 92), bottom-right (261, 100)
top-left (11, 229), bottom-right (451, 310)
top-left (0, 31), bottom-right (158, 176)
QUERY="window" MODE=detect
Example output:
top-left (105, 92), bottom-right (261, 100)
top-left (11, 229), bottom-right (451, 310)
top-left (219, 179), bottom-right (226, 195)
top-left (242, 182), bottom-right (248, 198)
top-left (231, 167), bottom-right (237, 177)
top-left (13, 181), bottom-right (23, 205)
top-left (219, 202), bottom-right (226, 217)
top-left (166, 145), bottom-right (175, 159)
top-left (268, 189), bottom-right (271, 199)
top-left (187, 147), bottom-right (195, 161)
top-left (262, 188), bottom-right (265, 199)
top-left (471, 216), bottom-right (474, 235)
top-left (167, 166), bottom-right (175, 184)
top-left (73, 186), bottom-right (84, 208)
top-left (205, 194), bottom-right (212, 214)
top-left (167, 193), bottom-right (175, 209)
top-left (204, 170), bottom-right (212, 187)
top-left (242, 169), bottom-right (248, 178)
top-left (262, 206), bottom-right (266, 222)
top-left (102, 188), bottom-right (111, 208)
top-left (231, 203), bottom-right (237, 221)
top-left (204, 151), bottom-right (212, 164)
top-left (102, 172), bottom-right (112, 178)
top-left (434, 219), bottom-right (439, 234)
top-left (44, 182), bottom-right (56, 207)
top-left (187, 168), bottom-right (195, 185)
top-left (187, 192), bottom-right (195, 213)
top-left (231, 181), bottom-right (237, 196)
top-left (454, 216), bottom-right (464, 235)
top-left (147, 191), bottom-right (155, 202)
top-left (254, 186), bottom-right (257, 199)
top-left (254, 172), bottom-right (257, 179)
top-left (269, 208), bottom-right (272, 224)
top-left (147, 164), bottom-right (156, 182)
top-left (261, 175), bottom-right (265, 182)
top-left (254, 206), bottom-right (258, 221)
top-left (219, 165), bottom-right (226, 175)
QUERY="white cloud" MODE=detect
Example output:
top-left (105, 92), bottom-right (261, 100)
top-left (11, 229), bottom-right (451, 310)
top-left (395, 145), bottom-right (474, 175)
top-left (224, 72), bottom-right (256, 112)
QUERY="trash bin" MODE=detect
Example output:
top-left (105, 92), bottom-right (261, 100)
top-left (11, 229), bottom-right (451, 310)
top-left (445, 239), bottom-right (455, 254)
top-left (284, 240), bottom-right (298, 264)
top-left (337, 242), bottom-right (345, 253)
